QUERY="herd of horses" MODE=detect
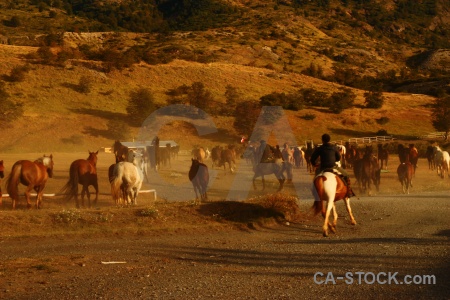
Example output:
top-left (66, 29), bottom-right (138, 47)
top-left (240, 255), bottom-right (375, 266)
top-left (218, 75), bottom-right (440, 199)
top-left (1, 137), bottom-right (449, 238)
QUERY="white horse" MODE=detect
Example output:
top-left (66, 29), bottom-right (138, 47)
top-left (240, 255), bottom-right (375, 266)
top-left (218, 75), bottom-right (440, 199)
top-left (312, 172), bottom-right (356, 237)
top-left (336, 144), bottom-right (346, 168)
top-left (433, 146), bottom-right (450, 178)
top-left (111, 159), bottom-right (143, 206)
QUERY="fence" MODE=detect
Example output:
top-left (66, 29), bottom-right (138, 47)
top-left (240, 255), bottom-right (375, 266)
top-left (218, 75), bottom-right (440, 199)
top-left (420, 132), bottom-right (447, 140)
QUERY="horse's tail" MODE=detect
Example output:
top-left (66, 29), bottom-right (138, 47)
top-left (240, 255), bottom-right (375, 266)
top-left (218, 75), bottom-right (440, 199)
top-left (110, 167), bottom-right (124, 204)
top-left (311, 176), bottom-right (325, 216)
top-left (6, 162), bottom-right (22, 201)
top-left (60, 165), bottom-right (79, 201)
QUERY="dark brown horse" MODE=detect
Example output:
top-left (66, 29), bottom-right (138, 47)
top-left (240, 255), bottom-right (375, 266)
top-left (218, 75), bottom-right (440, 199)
top-left (397, 161), bottom-right (414, 194)
top-left (345, 143), bottom-right (360, 169)
top-left (6, 155), bottom-right (54, 209)
top-left (60, 151), bottom-right (99, 208)
top-left (426, 145), bottom-right (435, 170)
top-left (377, 143), bottom-right (389, 170)
top-left (113, 140), bottom-right (129, 163)
top-left (0, 160), bottom-right (4, 206)
top-left (354, 146), bottom-right (380, 196)
top-left (304, 141), bottom-right (315, 173)
top-left (189, 158), bottom-right (209, 204)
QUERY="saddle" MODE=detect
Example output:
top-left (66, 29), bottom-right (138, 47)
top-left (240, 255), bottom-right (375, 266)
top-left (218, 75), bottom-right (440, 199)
top-left (314, 167), bottom-right (344, 179)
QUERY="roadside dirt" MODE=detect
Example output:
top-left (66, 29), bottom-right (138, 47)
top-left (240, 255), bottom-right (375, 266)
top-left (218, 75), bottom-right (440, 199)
top-left (0, 152), bottom-right (449, 299)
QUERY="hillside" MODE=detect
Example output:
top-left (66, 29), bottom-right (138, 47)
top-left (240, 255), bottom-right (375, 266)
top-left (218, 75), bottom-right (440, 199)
top-left (0, 0), bottom-right (448, 152)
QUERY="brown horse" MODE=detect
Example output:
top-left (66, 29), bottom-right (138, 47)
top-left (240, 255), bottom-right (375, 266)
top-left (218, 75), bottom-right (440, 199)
top-left (60, 151), bottom-right (99, 208)
top-left (354, 146), bottom-right (380, 196)
top-left (345, 143), bottom-right (360, 169)
top-left (408, 144), bottom-right (419, 173)
top-left (377, 143), bottom-right (389, 170)
top-left (426, 145), bottom-right (435, 170)
top-left (6, 155), bottom-right (54, 209)
top-left (304, 141), bottom-right (315, 173)
top-left (113, 140), bottom-right (129, 163)
top-left (0, 160), bottom-right (4, 206)
top-left (189, 158), bottom-right (209, 204)
top-left (312, 172), bottom-right (357, 237)
top-left (219, 145), bottom-right (236, 174)
top-left (211, 145), bottom-right (223, 168)
top-left (397, 161), bottom-right (414, 194)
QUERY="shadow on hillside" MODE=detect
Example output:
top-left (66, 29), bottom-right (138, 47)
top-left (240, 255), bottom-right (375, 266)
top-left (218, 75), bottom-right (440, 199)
top-left (83, 126), bottom-right (116, 139)
top-left (70, 108), bottom-right (126, 120)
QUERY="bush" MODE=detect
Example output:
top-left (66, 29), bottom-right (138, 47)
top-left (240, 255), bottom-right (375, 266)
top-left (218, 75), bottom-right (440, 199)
top-left (300, 113), bottom-right (316, 120)
top-left (127, 88), bottom-right (156, 127)
top-left (376, 129), bottom-right (388, 135)
top-left (376, 117), bottom-right (390, 125)
top-left (329, 88), bottom-right (356, 113)
top-left (364, 90), bottom-right (385, 108)
top-left (7, 65), bottom-right (30, 82)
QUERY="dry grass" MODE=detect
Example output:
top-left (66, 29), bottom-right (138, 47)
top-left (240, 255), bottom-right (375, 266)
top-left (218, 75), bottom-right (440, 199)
top-left (0, 42), bottom-right (438, 153)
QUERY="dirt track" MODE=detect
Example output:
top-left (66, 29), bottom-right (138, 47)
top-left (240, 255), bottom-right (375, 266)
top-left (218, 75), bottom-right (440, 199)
top-left (0, 152), bottom-right (449, 299)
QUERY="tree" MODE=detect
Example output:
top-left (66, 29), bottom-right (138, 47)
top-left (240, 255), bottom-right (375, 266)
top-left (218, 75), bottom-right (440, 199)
top-left (329, 88), bottom-right (356, 113)
top-left (223, 84), bottom-right (241, 115)
top-left (127, 88), bottom-right (156, 127)
top-left (432, 95), bottom-right (450, 141)
top-left (364, 88), bottom-right (385, 109)
top-left (0, 82), bottom-right (24, 124)
top-left (233, 100), bottom-right (261, 136)
top-left (187, 82), bottom-right (214, 111)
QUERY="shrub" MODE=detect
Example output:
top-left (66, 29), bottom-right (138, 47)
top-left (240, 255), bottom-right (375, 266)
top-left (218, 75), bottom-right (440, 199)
top-left (127, 88), bottom-right (156, 127)
top-left (139, 207), bottom-right (159, 218)
top-left (376, 117), bottom-right (390, 125)
top-left (77, 76), bottom-right (92, 94)
top-left (300, 113), bottom-right (316, 120)
top-left (364, 90), bottom-right (385, 108)
top-left (329, 88), bottom-right (356, 113)
top-left (7, 64), bottom-right (30, 82)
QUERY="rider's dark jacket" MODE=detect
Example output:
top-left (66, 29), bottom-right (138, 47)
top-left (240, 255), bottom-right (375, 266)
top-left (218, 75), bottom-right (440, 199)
top-left (310, 143), bottom-right (341, 170)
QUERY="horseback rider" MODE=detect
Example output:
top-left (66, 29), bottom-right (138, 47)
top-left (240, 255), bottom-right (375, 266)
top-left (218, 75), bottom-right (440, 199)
top-left (257, 140), bottom-right (273, 163)
top-left (310, 134), bottom-right (355, 198)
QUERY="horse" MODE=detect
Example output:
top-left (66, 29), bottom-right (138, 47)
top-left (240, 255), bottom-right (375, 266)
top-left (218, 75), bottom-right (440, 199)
top-left (408, 144), bottom-right (419, 173)
top-left (354, 146), bottom-right (380, 196)
top-left (398, 144), bottom-right (408, 164)
top-left (252, 158), bottom-right (286, 191)
top-left (110, 159), bottom-right (144, 206)
top-left (293, 147), bottom-right (304, 168)
top-left (189, 158), bottom-right (209, 204)
top-left (377, 143), bottom-right (389, 170)
top-left (60, 151), bottom-right (99, 208)
top-left (397, 162), bottom-right (414, 194)
top-left (192, 147), bottom-right (206, 163)
top-left (0, 160), bottom-right (4, 206)
top-left (345, 143), bottom-right (360, 169)
top-left (304, 141), bottom-right (315, 173)
top-left (312, 172), bottom-right (357, 237)
top-left (211, 145), bottom-right (223, 168)
top-left (336, 144), bottom-right (346, 169)
top-left (426, 145), bottom-right (435, 170)
top-left (113, 140), bottom-right (129, 163)
top-left (434, 146), bottom-right (450, 179)
top-left (6, 155), bottom-right (54, 209)
top-left (219, 146), bottom-right (236, 174)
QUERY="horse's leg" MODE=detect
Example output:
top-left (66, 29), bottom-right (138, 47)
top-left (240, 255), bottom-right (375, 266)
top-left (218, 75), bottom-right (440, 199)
top-left (329, 203), bottom-right (338, 234)
top-left (93, 181), bottom-right (99, 206)
top-left (344, 197), bottom-right (357, 225)
top-left (25, 185), bottom-right (35, 209)
top-left (323, 199), bottom-right (334, 237)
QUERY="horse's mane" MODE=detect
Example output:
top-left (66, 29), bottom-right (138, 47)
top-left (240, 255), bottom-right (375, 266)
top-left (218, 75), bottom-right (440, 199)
top-left (35, 155), bottom-right (52, 167)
